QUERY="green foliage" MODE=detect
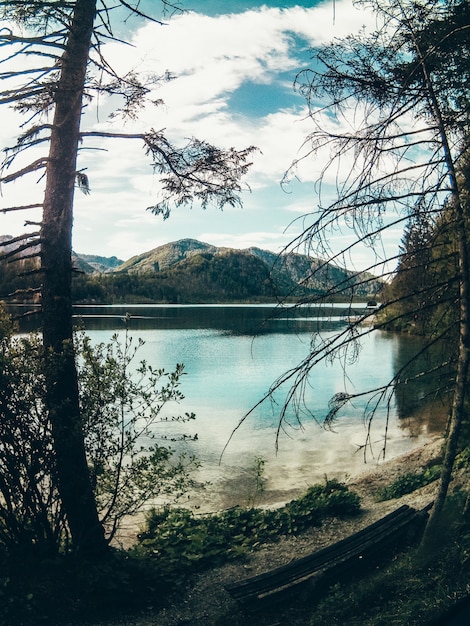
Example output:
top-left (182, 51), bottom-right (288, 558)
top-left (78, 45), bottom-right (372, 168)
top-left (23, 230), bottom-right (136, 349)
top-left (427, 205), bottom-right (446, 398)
top-left (455, 445), bottom-right (470, 469)
top-left (0, 255), bottom-right (40, 301)
top-left (67, 244), bottom-right (384, 304)
top-left (1, 239), bottom-right (383, 306)
top-left (378, 207), bottom-right (461, 339)
top-left (71, 252), bottom-right (279, 303)
top-left (375, 464), bottom-right (442, 501)
top-left (78, 329), bottom-right (199, 541)
top-left (0, 310), bottom-right (63, 554)
top-left (376, 445), bottom-right (470, 502)
top-left (246, 455), bottom-right (267, 507)
top-left (137, 480), bottom-right (361, 575)
top-left (0, 306), bottom-right (197, 554)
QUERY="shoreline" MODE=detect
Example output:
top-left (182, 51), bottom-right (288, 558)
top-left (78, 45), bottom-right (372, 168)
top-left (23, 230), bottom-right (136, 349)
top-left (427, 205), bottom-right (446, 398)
top-left (103, 436), bottom-right (446, 626)
top-left (152, 437), bottom-right (445, 625)
top-left (113, 435), bottom-right (443, 551)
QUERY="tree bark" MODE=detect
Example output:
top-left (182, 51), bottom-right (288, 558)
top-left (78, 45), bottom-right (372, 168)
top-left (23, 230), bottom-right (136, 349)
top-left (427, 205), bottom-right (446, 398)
top-left (40, 0), bottom-right (107, 554)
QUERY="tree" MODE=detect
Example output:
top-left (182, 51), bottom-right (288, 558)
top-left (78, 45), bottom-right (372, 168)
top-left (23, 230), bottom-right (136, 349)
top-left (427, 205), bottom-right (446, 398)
top-left (249, 0), bottom-right (470, 541)
top-left (381, 210), bottom-right (457, 336)
top-left (0, 307), bottom-right (197, 554)
top-left (0, 0), bottom-right (254, 554)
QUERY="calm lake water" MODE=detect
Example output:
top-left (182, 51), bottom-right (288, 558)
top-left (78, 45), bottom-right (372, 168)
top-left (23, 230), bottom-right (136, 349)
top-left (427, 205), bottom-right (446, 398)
top-left (67, 304), bottom-right (445, 512)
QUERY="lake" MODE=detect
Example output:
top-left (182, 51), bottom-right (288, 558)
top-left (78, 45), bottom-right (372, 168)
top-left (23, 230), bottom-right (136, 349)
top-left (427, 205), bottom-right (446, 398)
top-left (69, 304), bottom-right (445, 512)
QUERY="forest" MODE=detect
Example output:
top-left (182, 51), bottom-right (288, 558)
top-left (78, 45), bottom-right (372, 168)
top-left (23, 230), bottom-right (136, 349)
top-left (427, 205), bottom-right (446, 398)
top-left (0, 238), bottom-right (383, 303)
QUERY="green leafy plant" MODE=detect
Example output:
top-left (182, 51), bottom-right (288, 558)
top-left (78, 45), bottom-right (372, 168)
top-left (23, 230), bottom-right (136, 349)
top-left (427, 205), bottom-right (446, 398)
top-left (0, 313), bottom-right (63, 554)
top-left (376, 445), bottom-right (470, 503)
top-left (376, 464), bottom-right (442, 501)
top-left (137, 479), bottom-right (361, 575)
top-left (78, 329), bottom-right (199, 542)
top-left (0, 306), bottom-right (198, 554)
top-left (245, 455), bottom-right (267, 507)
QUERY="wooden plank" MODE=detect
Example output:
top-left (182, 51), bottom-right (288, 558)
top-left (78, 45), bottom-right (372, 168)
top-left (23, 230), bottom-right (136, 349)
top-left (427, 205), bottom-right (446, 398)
top-left (225, 504), bottom-right (428, 609)
top-left (225, 505), bottom-right (411, 598)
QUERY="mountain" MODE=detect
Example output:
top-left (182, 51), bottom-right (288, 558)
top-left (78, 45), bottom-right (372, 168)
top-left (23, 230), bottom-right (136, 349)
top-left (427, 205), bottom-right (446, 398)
top-left (109, 239), bottom-right (382, 301)
top-left (1, 236), bottom-right (382, 303)
top-left (116, 239), bottom-right (224, 273)
top-left (0, 237), bottom-right (122, 272)
top-left (0, 234), bottom-right (39, 257)
top-left (76, 253), bottom-right (124, 273)
top-left (0, 235), bottom-right (16, 251)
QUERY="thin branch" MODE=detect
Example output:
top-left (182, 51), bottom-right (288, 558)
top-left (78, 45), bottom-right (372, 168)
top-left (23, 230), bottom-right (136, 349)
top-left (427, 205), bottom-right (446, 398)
top-left (0, 239), bottom-right (40, 261)
top-left (0, 232), bottom-right (40, 248)
top-left (118, 0), bottom-right (167, 25)
top-left (0, 158), bottom-right (48, 184)
top-left (1, 204), bottom-right (43, 213)
top-left (4, 287), bottom-right (42, 299)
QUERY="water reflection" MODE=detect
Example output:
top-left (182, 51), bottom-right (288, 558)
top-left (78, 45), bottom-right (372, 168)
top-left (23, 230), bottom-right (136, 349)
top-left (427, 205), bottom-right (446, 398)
top-left (9, 304), bottom-right (444, 511)
top-left (76, 307), bottom-right (442, 512)
top-left (72, 303), bottom-right (367, 335)
top-left (7, 302), bottom-right (368, 334)
top-left (391, 331), bottom-right (452, 428)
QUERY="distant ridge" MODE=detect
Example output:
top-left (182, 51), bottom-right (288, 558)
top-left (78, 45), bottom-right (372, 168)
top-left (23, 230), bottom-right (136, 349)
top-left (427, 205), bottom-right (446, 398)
top-left (108, 238), bottom-right (382, 300)
top-left (1, 237), bottom-right (382, 302)
top-left (77, 253), bottom-right (124, 273)
top-left (116, 239), bottom-right (220, 273)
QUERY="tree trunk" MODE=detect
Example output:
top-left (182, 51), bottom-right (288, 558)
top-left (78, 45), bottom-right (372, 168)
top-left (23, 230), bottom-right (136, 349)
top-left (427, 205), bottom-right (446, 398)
top-left (417, 137), bottom-right (469, 549)
top-left (409, 32), bottom-right (470, 548)
top-left (41, 0), bottom-right (107, 554)
top-left (420, 202), bottom-right (470, 547)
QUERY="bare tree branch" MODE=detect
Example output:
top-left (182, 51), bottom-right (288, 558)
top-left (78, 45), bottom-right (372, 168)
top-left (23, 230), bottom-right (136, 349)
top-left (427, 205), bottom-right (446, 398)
top-left (1, 203), bottom-right (43, 213)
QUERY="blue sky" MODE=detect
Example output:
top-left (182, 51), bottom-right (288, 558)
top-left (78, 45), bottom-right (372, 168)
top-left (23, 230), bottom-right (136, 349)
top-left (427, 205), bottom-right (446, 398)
top-left (1, 0), bottom-right (400, 270)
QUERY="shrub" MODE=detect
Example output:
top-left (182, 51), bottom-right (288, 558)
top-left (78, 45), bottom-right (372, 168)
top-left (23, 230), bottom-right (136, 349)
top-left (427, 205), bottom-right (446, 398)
top-left (375, 464), bottom-right (442, 501)
top-left (0, 315), bottom-right (63, 554)
top-left (78, 329), bottom-right (199, 542)
top-left (137, 479), bottom-right (361, 575)
top-left (0, 307), bottom-right (198, 554)
top-left (375, 445), bottom-right (470, 502)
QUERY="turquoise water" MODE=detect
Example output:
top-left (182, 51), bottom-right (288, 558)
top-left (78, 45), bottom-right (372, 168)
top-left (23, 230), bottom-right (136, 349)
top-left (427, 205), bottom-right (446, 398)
top-left (78, 305), bottom-right (441, 511)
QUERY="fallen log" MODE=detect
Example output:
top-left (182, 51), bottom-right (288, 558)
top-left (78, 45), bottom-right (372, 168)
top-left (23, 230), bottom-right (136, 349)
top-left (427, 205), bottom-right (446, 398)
top-left (225, 503), bottom-right (431, 610)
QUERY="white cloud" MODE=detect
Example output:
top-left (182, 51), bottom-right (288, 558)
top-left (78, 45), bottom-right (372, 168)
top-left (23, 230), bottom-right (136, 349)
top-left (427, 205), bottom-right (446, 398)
top-left (90, 1), bottom-right (376, 189)
top-left (98, 1), bottom-right (373, 133)
top-left (1, 0), bottom-right (388, 268)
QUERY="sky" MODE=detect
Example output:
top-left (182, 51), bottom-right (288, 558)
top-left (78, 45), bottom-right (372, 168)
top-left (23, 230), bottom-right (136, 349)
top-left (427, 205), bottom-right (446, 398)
top-left (0, 0), bottom-right (401, 270)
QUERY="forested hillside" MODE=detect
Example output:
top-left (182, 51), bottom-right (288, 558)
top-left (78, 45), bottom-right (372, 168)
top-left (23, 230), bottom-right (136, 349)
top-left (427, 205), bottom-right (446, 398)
top-left (1, 237), bottom-right (382, 304)
top-left (378, 211), bottom-right (460, 337)
top-left (75, 239), bottom-right (383, 302)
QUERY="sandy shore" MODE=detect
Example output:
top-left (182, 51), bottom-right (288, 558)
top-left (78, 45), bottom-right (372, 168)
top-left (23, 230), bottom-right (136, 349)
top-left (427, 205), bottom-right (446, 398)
top-left (102, 436), bottom-right (447, 626)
